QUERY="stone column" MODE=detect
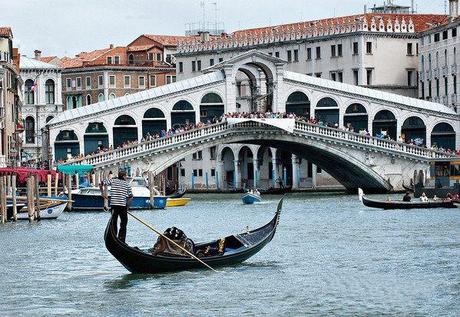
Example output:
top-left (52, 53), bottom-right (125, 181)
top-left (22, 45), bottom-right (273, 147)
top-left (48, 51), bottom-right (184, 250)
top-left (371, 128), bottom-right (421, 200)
top-left (233, 159), bottom-right (241, 189)
top-left (312, 164), bottom-right (317, 188)
top-left (291, 154), bottom-right (300, 189)
top-left (253, 158), bottom-right (259, 189)
top-left (216, 160), bottom-right (224, 190)
top-left (224, 66), bottom-right (237, 113)
top-left (272, 157), bottom-right (279, 188)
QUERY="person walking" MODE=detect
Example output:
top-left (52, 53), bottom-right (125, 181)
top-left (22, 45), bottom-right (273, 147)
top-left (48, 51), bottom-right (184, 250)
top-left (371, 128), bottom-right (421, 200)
top-left (100, 170), bottom-right (133, 242)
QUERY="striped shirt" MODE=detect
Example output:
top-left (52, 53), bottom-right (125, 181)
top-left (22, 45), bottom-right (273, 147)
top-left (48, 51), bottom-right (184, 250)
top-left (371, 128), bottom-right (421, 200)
top-left (102, 178), bottom-right (133, 207)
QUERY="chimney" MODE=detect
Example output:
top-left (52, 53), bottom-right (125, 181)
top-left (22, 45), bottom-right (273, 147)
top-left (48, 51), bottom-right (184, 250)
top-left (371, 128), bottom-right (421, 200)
top-left (109, 44), bottom-right (114, 49)
top-left (34, 49), bottom-right (42, 60)
top-left (449, 0), bottom-right (458, 19)
top-left (364, 4), bottom-right (367, 13)
top-left (198, 31), bottom-right (210, 42)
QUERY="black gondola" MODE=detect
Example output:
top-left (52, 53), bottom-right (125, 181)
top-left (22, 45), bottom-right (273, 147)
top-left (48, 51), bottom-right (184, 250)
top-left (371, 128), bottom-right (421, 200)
top-left (260, 187), bottom-right (292, 195)
top-left (168, 188), bottom-right (186, 199)
top-left (104, 198), bottom-right (284, 273)
top-left (358, 188), bottom-right (457, 210)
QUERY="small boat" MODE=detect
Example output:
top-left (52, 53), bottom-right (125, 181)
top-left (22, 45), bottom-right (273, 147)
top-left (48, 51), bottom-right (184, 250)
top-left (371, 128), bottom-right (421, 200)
top-left (16, 201), bottom-right (67, 220)
top-left (358, 188), bottom-right (457, 210)
top-left (6, 203), bottom-right (26, 219)
top-left (242, 191), bottom-right (261, 204)
top-left (104, 198), bottom-right (284, 273)
top-left (166, 197), bottom-right (191, 207)
top-left (168, 188), bottom-right (186, 199)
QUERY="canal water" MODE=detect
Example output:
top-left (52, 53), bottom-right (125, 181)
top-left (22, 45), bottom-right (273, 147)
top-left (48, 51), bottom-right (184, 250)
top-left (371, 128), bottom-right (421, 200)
top-left (0, 193), bottom-right (459, 316)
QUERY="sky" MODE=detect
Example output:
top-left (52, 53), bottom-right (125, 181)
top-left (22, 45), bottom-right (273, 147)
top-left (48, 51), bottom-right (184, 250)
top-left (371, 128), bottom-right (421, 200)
top-left (0, 0), bottom-right (446, 58)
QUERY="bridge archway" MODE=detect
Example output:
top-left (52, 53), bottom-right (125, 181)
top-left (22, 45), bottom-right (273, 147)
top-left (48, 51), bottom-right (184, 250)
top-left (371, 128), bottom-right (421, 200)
top-left (344, 103), bottom-right (368, 132)
top-left (55, 130), bottom-right (80, 161)
top-left (220, 147), bottom-right (236, 189)
top-left (171, 100), bottom-right (196, 128)
top-left (142, 108), bottom-right (167, 137)
top-left (238, 146), bottom-right (255, 188)
top-left (286, 91), bottom-right (310, 116)
top-left (401, 116), bottom-right (426, 145)
top-left (315, 97), bottom-right (339, 125)
top-left (113, 115), bottom-right (137, 148)
top-left (256, 147), bottom-right (274, 187)
top-left (200, 93), bottom-right (224, 122)
top-left (84, 122), bottom-right (109, 154)
top-left (373, 110), bottom-right (397, 140)
top-left (431, 122), bottom-right (456, 150)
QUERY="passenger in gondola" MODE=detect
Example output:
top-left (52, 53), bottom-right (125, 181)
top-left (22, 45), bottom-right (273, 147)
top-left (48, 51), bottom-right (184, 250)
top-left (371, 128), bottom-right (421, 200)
top-left (420, 192), bottom-right (428, 202)
top-left (402, 191), bottom-right (412, 202)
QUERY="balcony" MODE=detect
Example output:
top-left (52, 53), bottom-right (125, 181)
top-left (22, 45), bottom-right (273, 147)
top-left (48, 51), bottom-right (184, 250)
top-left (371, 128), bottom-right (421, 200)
top-left (425, 69), bottom-right (432, 80)
top-left (451, 63), bottom-right (458, 74)
top-left (442, 65), bottom-right (449, 77)
top-left (419, 71), bottom-right (425, 81)
top-left (433, 68), bottom-right (440, 79)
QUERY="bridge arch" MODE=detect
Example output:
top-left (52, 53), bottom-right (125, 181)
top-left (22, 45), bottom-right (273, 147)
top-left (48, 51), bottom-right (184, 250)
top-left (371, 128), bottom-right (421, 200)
top-left (171, 100), bottom-right (196, 128)
top-left (372, 110), bottom-right (397, 140)
top-left (219, 146), bottom-right (236, 188)
top-left (315, 96), bottom-right (340, 125)
top-left (285, 91), bottom-right (311, 116)
top-left (84, 122), bottom-right (109, 154)
top-left (343, 103), bottom-right (368, 132)
top-left (431, 122), bottom-right (456, 150)
top-left (142, 107), bottom-right (167, 137)
top-left (54, 130), bottom-right (80, 161)
top-left (113, 115), bottom-right (138, 148)
top-left (237, 145), bottom-right (256, 188)
top-left (401, 116), bottom-right (426, 145)
top-left (199, 92), bottom-right (224, 122)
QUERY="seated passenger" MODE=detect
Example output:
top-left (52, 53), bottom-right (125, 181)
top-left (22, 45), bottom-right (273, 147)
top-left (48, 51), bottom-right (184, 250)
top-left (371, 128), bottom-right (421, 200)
top-left (402, 191), bottom-right (411, 202)
top-left (420, 192), bottom-right (428, 202)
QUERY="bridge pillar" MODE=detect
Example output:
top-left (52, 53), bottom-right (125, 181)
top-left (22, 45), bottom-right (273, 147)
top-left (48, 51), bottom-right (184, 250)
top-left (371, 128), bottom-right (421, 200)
top-left (291, 154), bottom-right (300, 189)
top-left (216, 160), bottom-right (224, 190)
top-left (253, 158), bottom-right (260, 189)
top-left (271, 157), bottom-right (279, 188)
top-left (234, 159), bottom-right (241, 189)
top-left (312, 164), bottom-right (317, 188)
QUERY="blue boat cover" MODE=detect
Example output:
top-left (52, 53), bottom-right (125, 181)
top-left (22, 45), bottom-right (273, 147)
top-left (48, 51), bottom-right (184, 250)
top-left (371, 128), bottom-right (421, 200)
top-left (57, 164), bottom-right (94, 175)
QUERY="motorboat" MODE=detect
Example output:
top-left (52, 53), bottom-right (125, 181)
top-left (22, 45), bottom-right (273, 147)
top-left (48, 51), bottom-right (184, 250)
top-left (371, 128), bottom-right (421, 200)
top-left (166, 197), bottom-right (191, 207)
top-left (242, 190), bottom-right (262, 204)
top-left (16, 201), bottom-right (67, 220)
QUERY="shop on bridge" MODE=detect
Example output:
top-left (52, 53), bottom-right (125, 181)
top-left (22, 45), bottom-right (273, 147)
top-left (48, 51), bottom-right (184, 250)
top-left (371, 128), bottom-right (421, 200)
top-left (171, 100), bottom-right (196, 128)
top-left (199, 93), bottom-right (224, 122)
top-left (285, 92), bottom-right (310, 117)
top-left (315, 97), bottom-right (339, 126)
top-left (343, 103), bottom-right (368, 132)
top-left (54, 130), bottom-right (80, 161)
top-left (431, 122), bottom-right (456, 150)
top-left (142, 108), bottom-right (167, 137)
top-left (113, 115), bottom-right (138, 148)
top-left (84, 122), bottom-right (109, 155)
top-left (372, 110), bottom-right (397, 140)
top-left (401, 116), bottom-right (426, 145)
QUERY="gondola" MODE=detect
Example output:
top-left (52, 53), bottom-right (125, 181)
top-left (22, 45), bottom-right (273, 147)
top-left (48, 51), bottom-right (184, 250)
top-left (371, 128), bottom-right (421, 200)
top-left (358, 188), bottom-right (457, 210)
top-left (104, 198), bottom-right (284, 273)
top-left (168, 188), bottom-right (186, 199)
top-left (260, 187), bottom-right (292, 195)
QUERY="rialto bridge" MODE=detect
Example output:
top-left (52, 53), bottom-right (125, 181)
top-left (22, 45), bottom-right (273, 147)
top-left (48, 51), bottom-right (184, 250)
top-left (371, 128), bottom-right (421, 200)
top-left (47, 50), bottom-right (459, 192)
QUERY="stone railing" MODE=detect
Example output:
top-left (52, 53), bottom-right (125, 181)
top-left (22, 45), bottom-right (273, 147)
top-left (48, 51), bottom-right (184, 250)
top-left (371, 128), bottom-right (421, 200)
top-left (62, 119), bottom-right (454, 168)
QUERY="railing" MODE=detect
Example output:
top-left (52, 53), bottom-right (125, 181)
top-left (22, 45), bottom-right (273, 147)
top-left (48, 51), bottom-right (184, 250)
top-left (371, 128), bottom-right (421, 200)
top-left (63, 120), bottom-right (454, 167)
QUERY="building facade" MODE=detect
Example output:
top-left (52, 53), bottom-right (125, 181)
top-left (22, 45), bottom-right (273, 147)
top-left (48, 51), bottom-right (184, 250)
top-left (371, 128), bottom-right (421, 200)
top-left (0, 27), bottom-right (22, 167)
top-left (20, 54), bottom-right (63, 165)
top-left (419, 1), bottom-right (459, 114)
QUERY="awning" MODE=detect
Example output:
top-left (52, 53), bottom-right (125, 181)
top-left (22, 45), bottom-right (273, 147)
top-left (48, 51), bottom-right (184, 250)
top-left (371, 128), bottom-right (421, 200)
top-left (57, 164), bottom-right (94, 175)
top-left (0, 168), bottom-right (57, 183)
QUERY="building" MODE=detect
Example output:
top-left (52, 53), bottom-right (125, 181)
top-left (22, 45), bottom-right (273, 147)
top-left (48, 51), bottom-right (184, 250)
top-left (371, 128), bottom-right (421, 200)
top-left (20, 52), bottom-right (63, 165)
top-left (0, 27), bottom-right (22, 167)
top-left (419, 0), bottom-right (459, 114)
top-left (60, 35), bottom-right (187, 111)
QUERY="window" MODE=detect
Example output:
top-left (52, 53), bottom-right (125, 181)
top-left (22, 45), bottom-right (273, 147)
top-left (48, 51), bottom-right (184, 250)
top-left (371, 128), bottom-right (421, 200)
top-left (407, 70), bottom-right (414, 87)
top-left (198, 169), bottom-right (203, 177)
top-left (421, 81), bottom-right (425, 99)
top-left (109, 93), bottom-right (116, 100)
top-left (316, 47), bottom-right (321, 59)
top-left (210, 146), bottom-right (216, 160)
top-left (209, 58), bottom-right (214, 66)
top-left (436, 78), bottom-right (440, 97)
top-left (25, 79), bottom-right (35, 104)
top-left (442, 30), bottom-right (448, 40)
top-left (293, 49), bottom-right (299, 62)
top-left (156, 53), bottom-right (161, 61)
top-left (287, 50), bottom-right (292, 62)
top-left (107, 56), bottom-right (112, 64)
top-left (124, 75), bottom-right (131, 88)
top-left (149, 75), bottom-right (156, 87)
top-left (180, 169), bottom-right (185, 177)
top-left (353, 69), bottom-right (359, 85)
top-left (315, 72), bottom-right (322, 78)
top-left (193, 169), bottom-right (198, 177)
top-left (76, 77), bottom-right (81, 90)
top-left (331, 45), bottom-right (336, 57)
top-left (211, 169), bottom-right (216, 177)
top-left (453, 75), bottom-right (457, 94)
top-left (45, 79), bottom-right (55, 104)
top-left (268, 52), bottom-right (273, 56)
top-left (98, 93), bottom-right (104, 102)
top-left (338, 72), bottom-right (343, 83)
top-left (109, 75), bottom-right (116, 88)
top-left (179, 61), bottom-right (183, 73)
top-left (166, 75), bottom-right (176, 84)
top-left (98, 75), bottom-right (103, 88)
top-left (434, 33), bottom-right (440, 42)
top-left (366, 68), bottom-right (373, 85)
top-left (428, 80), bottom-right (432, 98)
top-left (86, 94), bottom-right (91, 105)
top-left (114, 56), bottom-right (120, 64)
top-left (86, 76), bottom-right (91, 89)
top-left (337, 44), bottom-right (342, 57)
top-left (352, 42), bottom-right (359, 55)
top-left (25, 117), bottom-right (35, 144)
top-left (407, 43), bottom-right (413, 56)
top-left (444, 77), bottom-right (448, 95)
top-left (128, 54), bottom-right (134, 64)
top-left (197, 60), bottom-right (201, 71)
top-left (453, 28), bottom-right (457, 37)
top-left (138, 76), bottom-right (145, 89)
top-left (331, 72), bottom-right (337, 81)
top-left (366, 42), bottom-right (372, 54)
top-left (275, 52), bottom-right (280, 58)
top-left (307, 48), bottom-right (312, 60)
top-left (66, 78), bottom-right (72, 90)
top-left (148, 53), bottom-right (154, 61)
top-left (218, 57), bottom-right (223, 62)
top-left (192, 150), bottom-right (203, 160)
top-left (192, 61), bottom-right (196, 72)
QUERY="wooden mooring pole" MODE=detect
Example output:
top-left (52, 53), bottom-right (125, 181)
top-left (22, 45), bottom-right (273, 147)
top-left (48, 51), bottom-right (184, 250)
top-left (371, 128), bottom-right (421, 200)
top-left (67, 174), bottom-right (73, 211)
top-left (54, 173), bottom-right (59, 196)
top-left (34, 175), bottom-right (41, 221)
top-left (27, 176), bottom-right (35, 222)
top-left (148, 171), bottom-right (154, 208)
top-left (12, 174), bottom-right (17, 221)
top-left (47, 174), bottom-right (52, 197)
top-left (0, 176), bottom-right (7, 224)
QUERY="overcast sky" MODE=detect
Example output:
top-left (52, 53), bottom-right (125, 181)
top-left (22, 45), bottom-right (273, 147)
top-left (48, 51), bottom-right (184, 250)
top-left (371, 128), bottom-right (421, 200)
top-left (0, 0), bottom-right (445, 58)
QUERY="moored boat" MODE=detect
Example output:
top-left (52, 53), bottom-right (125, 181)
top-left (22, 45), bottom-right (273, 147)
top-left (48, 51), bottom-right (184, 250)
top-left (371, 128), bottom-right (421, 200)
top-left (166, 197), bottom-right (191, 207)
top-left (104, 198), bottom-right (284, 273)
top-left (168, 188), bottom-right (186, 199)
top-left (242, 191), bottom-right (261, 204)
top-left (16, 201), bottom-right (67, 220)
top-left (358, 188), bottom-right (457, 210)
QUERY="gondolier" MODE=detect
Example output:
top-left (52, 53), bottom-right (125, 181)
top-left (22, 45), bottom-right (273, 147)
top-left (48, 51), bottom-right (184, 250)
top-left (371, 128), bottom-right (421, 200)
top-left (100, 171), bottom-right (133, 242)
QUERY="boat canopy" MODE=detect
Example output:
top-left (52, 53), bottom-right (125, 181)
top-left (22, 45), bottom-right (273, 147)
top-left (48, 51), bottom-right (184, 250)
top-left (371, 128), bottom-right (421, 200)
top-left (0, 168), bottom-right (57, 183)
top-left (57, 164), bottom-right (94, 175)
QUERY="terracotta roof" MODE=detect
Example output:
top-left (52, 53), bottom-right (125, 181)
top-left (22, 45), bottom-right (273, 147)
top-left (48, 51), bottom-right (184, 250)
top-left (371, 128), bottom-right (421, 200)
top-left (60, 47), bottom-right (112, 69)
top-left (39, 56), bottom-right (58, 63)
top-left (143, 34), bottom-right (189, 46)
top-left (127, 45), bottom-right (155, 52)
top-left (0, 27), bottom-right (12, 37)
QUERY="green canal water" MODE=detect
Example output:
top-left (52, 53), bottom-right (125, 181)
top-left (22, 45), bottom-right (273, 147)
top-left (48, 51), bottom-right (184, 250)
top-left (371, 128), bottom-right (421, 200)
top-left (0, 193), bottom-right (459, 316)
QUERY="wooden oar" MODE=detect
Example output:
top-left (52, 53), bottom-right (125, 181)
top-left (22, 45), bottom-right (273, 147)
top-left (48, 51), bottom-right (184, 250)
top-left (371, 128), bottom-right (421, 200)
top-left (127, 211), bottom-right (218, 273)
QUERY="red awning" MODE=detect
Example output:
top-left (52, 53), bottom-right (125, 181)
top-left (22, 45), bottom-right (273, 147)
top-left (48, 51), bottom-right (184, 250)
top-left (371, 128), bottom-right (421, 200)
top-left (0, 168), bottom-right (57, 183)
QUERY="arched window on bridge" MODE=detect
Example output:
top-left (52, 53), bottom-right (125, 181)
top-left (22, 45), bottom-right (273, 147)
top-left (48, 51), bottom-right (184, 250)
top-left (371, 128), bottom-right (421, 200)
top-left (401, 116), bottom-right (426, 145)
top-left (200, 93), bottom-right (224, 123)
top-left (54, 130), bottom-right (80, 161)
top-left (431, 122), bottom-right (456, 150)
top-left (171, 100), bottom-right (196, 128)
top-left (142, 108), bottom-right (167, 137)
top-left (372, 110), bottom-right (397, 141)
top-left (344, 103), bottom-right (368, 133)
top-left (84, 122), bottom-right (109, 155)
top-left (113, 115), bottom-right (138, 148)
top-left (286, 91), bottom-right (310, 117)
top-left (315, 97), bottom-right (339, 126)
top-left (25, 116), bottom-right (35, 144)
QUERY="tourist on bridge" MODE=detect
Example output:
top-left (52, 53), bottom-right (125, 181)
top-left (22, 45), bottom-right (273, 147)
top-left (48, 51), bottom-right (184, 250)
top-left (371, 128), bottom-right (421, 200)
top-left (99, 170), bottom-right (133, 242)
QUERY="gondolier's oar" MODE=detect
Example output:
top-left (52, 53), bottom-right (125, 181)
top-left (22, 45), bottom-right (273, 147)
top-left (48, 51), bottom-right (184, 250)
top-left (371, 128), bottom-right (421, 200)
top-left (127, 211), bottom-right (219, 273)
